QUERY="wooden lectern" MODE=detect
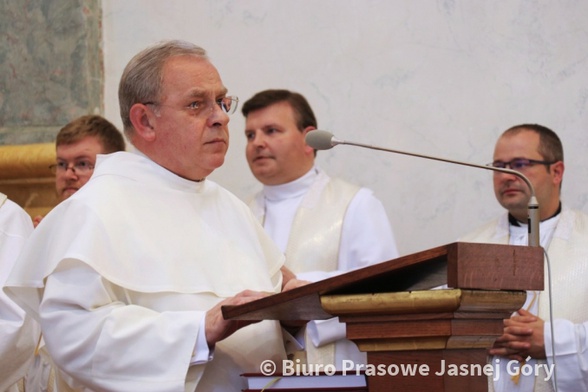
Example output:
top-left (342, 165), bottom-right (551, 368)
top-left (223, 242), bottom-right (544, 391)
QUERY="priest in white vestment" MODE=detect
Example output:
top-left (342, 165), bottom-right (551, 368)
top-left (460, 124), bottom-right (588, 392)
top-left (0, 194), bottom-right (38, 392)
top-left (4, 41), bottom-right (299, 392)
top-left (242, 89), bottom-right (399, 370)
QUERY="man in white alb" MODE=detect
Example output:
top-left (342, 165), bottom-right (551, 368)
top-left (461, 123), bottom-right (588, 391)
top-left (0, 193), bottom-right (37, 392)
top-left (242, 89), bottom-right (399, 369)
top-left (4, 41), bottom-right (304, 392)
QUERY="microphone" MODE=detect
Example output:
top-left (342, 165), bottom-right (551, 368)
top-left (306, 130), bottom-right (540, 247)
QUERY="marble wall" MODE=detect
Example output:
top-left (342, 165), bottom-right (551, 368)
top-left (0, 0), bottom-right (102, 145)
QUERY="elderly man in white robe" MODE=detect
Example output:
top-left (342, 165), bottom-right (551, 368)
top-left (0, 194), bottom-right (37, 391)
top-left (4, 41), bottom-right (304, 392)
top-left (461, 124), bottom-right (588, 392)
top-left (242, 89), bottom-right (399, 370)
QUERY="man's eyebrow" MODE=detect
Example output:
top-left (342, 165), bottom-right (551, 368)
top-left (185, 87), bottom-right (229, 98)
top-left (56, 154), bottom-right (94, 161)
top-left (185, 89), bottom-right (206, 99)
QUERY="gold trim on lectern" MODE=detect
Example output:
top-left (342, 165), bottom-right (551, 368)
top-left (320, 289), bottom-right (526, 316)
top-left (321, 289), bottom-right (462, 315)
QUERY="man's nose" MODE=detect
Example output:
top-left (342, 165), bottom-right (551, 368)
top-left (494, 170), bottom-right (521, 185)
top-left (251, 132), bottom-right (267, 147)
top-left (208, 101), bottom-right (230, 125)
top-left (63, 166), bottom-right (79, 179)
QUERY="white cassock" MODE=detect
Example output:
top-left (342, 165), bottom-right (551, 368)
top-left (0, 195), bottom-right (38, 392)
top-left (461, 206), bottom-right (588, 392)
top-left (4, 151), bottom-right (287, 392)
top-left (249, 166), bottom-right (399, 369)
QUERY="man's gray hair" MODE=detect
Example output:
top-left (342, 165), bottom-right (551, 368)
top-left (118, 40), bottom-right (208, 138)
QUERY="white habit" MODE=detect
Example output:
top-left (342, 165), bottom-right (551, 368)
top-left (249, 167), bottom-right (399, 368)
top-left (0, 194), bottom-right (38, 392)
top-left (4, 152), bottom-right (287, 392)
top-left (461, 206), bottom-right (588, 392)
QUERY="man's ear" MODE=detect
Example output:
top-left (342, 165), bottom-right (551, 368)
top-left (552, 160), bottom-right (565, 187)
top-left (129, 103), bottom-right (156, 142)
top-left (302, 126), bottom-right (316, 154)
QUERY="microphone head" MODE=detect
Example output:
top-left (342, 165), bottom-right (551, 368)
top-left (305, 130), bottom-right (336, 150)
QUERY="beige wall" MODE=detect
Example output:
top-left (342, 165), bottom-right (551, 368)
top-left (102, 1), bottom-right (588, 256)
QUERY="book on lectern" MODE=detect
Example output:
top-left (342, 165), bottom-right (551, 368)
top-left (241, 371), bottom-right (367, 391)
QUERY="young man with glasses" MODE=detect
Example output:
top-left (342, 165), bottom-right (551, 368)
top-left (242, 89), bottom-right (399, 370)
top-left (33, 115), bottom-right (126, 227)
top-left (5, 40), bottom-right (304, 392)
top-left (51, 115), bottom-right (126, 202)
top-left (461, 124), bottom-right (588, 391)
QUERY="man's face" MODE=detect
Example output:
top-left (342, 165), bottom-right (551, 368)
top-left (492, 130), bottom-right (563, 221)
top-left (145, 56), bottom-right (230, 181)
top-left (244, 101), bottom-right (315, 185)
top-left (55, 135), bottom-right (104, 201)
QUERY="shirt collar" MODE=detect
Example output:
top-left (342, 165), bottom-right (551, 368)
top-left (508, 202), bottom-right (562, 227)
top-left (262, 166), bottom-right (318, 202)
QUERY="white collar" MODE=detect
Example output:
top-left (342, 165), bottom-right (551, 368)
top-left (94, 151), bottom-right (207, 194)
top-left (262, 166), bottom-right (319, 202)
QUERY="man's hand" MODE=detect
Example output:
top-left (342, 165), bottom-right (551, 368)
top-left (283, 277), bottom-right (310, 291)
top-left (205, 290), bottom-right (269, 347)
top-left (490, 309), bottom-right (546, 361)
top-left (281, 265), bottom-right (310, 291)
top-left (279, 265), bottom-right (310, 332)
top-left (281, 266), bottom-right (296, 290)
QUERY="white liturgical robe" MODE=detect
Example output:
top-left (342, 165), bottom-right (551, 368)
top-left (0, 195), bottom-right (37, 392)
top-left (461, 207), bottom-right (588, 392)
top-left (250, 167), bottom-right (399, 282)
top-left (249, 167), bottom-right (398, 369)
top-left (4, 152), bottom-right (287, 392)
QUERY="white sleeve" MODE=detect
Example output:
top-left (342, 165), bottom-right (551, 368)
top-left (0, 200), bottom-right (38, 391)
top-left (338, 188), bottom-right (399, 271)
top-left (191, 315), bottom-right (213, 364)
top-left (40, 259), bottom-right (206, 392)
top-left (544, 319), bottom-right (588, 391)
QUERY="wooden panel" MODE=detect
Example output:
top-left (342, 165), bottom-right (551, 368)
top-left (347, 319), bottom-right (452, 340)
top-left (223, 243), bottom-right (451, 321)
top-left (451, 319), bottom-right (503, 336)
top-left (447, 242), bottom-right (544, 290)
top-left (0, 143), bottom-right (58, 217)
top-left (367, 350), bottom-right (489, 392)
top-left (223, 242), bottom-right (542, 321)
top-left (367, 351), bottom-right (445, 392)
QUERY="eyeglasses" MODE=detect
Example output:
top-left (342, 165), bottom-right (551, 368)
top-left (487, 158), bottom-right (556, 171)
top-left (143, 96), bottom-right (239, 116)
top-left (49, 160), bottom-right (95, 175)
